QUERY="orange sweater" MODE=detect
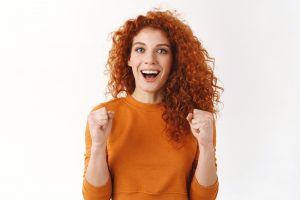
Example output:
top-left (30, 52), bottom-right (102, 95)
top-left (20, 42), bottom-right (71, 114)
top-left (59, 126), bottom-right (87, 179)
top-left (82, 95), bottom-right (219, 200)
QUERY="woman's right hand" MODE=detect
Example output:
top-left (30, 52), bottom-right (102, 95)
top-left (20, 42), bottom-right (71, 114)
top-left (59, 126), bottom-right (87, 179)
top-left (87, 107), bottom-right (114, 148)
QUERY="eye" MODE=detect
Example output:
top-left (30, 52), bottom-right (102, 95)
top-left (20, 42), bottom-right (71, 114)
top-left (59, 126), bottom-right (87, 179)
top-left (157, 48), bottom-right (168, 54)
top-left (135, 47), bottom-right (145, 53)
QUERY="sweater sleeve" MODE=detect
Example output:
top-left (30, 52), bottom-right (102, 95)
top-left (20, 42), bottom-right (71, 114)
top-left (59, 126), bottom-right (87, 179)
top-left (82, 105), bottom-right (112, 200)
top-left (188, 120), bottom-right (219, 200)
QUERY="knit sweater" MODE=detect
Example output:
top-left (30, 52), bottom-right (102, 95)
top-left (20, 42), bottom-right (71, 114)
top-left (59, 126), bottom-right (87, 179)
top-left (82, 95), bottom-right (219, 200)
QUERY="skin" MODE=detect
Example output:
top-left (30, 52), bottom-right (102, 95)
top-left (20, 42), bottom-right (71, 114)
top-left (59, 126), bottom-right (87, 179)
top-left (127, 27), bottom-right (173, 104)
top-left (85, 26), bottom-right (217, 188)
top-left (187, 109), bottom-right (218, 186)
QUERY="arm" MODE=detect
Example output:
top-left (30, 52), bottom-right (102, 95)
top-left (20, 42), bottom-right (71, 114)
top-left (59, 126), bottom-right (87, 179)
top-left (189, 120), bottom-right (219, 200)
top-left (195, 144), bottom-right (218, 187)
top-left (82, 122), bottom-right (112, 200)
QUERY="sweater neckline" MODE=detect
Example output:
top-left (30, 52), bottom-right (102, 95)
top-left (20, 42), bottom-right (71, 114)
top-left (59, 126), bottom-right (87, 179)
top-left (124, 95), bottom-right (164, 112)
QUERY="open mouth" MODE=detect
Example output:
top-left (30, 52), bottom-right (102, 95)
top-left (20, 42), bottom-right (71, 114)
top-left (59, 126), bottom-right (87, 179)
top-left (140, 70), bottom-right (160, 81)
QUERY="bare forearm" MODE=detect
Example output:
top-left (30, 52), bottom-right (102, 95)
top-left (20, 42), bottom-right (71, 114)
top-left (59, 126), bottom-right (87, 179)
top-left (195, 144), bottom-right (218, 186)
top-left (85, 145), bottom-right (111, 187)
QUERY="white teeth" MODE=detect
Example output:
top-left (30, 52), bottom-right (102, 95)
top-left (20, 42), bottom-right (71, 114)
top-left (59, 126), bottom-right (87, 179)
top-left (141, 70), bottom-right (160, 75)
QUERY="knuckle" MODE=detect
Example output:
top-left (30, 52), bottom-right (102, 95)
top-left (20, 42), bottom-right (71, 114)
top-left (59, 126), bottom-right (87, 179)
top-left (100, 107), bottom-right (107, 112)
top-left (87, 112), bottom-right (94, 121)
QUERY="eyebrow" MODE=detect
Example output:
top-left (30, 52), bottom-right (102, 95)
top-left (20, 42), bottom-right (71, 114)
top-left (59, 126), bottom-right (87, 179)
top-left (132, 42), bottom-right (170, 48)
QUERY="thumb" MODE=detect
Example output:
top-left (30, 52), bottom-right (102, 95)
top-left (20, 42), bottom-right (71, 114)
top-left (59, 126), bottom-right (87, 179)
top-left (105, 111), bottom-right (114, 135)
top-left (186, 113), bottom-right (193, 124)
top-left (107, 111), bottom-right (115, 119)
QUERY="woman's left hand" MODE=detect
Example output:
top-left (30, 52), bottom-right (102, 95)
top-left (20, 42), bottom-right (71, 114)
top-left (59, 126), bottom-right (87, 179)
top-left (186, 109), bottom-right (214, 147)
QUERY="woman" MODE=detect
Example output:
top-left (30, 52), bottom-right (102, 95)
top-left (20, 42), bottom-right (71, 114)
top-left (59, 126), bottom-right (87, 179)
top-left (82, 9), bottom-right (223, 200)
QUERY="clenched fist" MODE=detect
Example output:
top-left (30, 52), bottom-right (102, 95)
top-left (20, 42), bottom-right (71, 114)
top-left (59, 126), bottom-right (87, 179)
top-left (87, 107), bottom-right (114, 148)
top-left (186, 109), bottom-right (214, 148)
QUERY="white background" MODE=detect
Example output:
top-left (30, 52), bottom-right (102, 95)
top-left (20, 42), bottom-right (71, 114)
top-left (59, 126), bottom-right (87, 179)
top-left (0, 0), bottom-right (299, 199)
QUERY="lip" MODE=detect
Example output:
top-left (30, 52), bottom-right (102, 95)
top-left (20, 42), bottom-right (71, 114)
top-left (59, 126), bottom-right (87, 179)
top-left (143, 74), bottom-right (159, 82)
top-left (140, 69), bottom-right (161, 83)
top-left (140, 69), bottom-right (161, 72)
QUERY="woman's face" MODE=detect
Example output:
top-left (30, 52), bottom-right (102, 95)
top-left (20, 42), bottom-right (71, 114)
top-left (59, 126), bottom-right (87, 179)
top-left (127, 27), bottom-right (173, 96)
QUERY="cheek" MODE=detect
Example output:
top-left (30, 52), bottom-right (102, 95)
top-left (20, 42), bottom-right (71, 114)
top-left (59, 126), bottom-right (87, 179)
top-left (129, 55), bottom-right (142, 68)
top-left (162, 57), bottom-right (172, 72)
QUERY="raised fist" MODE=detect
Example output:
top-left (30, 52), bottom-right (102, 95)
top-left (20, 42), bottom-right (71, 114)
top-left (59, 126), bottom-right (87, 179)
top-left (87, 107), bottom-right (114, 147)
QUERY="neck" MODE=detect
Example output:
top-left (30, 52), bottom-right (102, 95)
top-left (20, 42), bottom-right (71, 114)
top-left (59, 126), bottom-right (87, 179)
top-left (131, 90), bottom-right (163, 104)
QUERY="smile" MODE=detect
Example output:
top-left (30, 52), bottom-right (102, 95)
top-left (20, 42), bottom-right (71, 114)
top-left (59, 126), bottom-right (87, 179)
top-left (140, 69), bottom-right (161, 82)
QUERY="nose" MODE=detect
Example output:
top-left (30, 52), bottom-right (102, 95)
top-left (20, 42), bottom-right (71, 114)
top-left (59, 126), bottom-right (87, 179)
top-left (144, 51), bottom-right (157, 65)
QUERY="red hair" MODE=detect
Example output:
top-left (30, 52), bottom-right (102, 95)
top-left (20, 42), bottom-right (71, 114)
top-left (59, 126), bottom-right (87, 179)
top-left (105, 9), bottom-right (224, 144)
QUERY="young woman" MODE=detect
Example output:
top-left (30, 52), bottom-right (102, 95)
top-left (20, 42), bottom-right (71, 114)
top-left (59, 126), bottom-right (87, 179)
top-left (82, 9), bottom-right (223, 200)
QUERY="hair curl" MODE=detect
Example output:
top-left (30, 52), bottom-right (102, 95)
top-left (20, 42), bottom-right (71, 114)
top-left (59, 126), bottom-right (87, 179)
top-left (105, 9), bottom-right (224, 145)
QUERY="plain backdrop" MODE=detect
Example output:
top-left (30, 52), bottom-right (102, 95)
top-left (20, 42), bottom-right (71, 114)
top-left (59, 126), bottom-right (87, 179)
top-left (0, 0), bottom-right (299, 199)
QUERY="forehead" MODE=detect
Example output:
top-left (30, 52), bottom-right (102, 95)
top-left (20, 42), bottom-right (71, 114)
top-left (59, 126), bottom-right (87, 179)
top-left (132, 27), bottom-right (170, 44)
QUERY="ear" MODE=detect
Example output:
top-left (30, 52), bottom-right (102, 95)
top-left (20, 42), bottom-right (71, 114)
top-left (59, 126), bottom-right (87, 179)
top-left (127, 57), bottom-right (132, 67)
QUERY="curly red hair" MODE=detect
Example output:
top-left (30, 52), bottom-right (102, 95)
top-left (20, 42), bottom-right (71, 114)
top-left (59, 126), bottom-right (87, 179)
top-left (104, 9), bottom-right (224, 145)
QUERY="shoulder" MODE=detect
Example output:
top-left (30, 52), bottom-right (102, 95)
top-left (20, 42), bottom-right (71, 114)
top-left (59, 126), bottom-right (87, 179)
top-left (90, 97), bottom-right (126, 112)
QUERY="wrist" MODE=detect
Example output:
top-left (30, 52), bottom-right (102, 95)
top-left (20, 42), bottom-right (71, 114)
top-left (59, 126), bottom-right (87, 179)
top-left (199, 143), bottom-right (214, 152)
top-left (198, 144), bottom-right (215, 163)
top-left (91, 144), bottom-right (106, 155)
